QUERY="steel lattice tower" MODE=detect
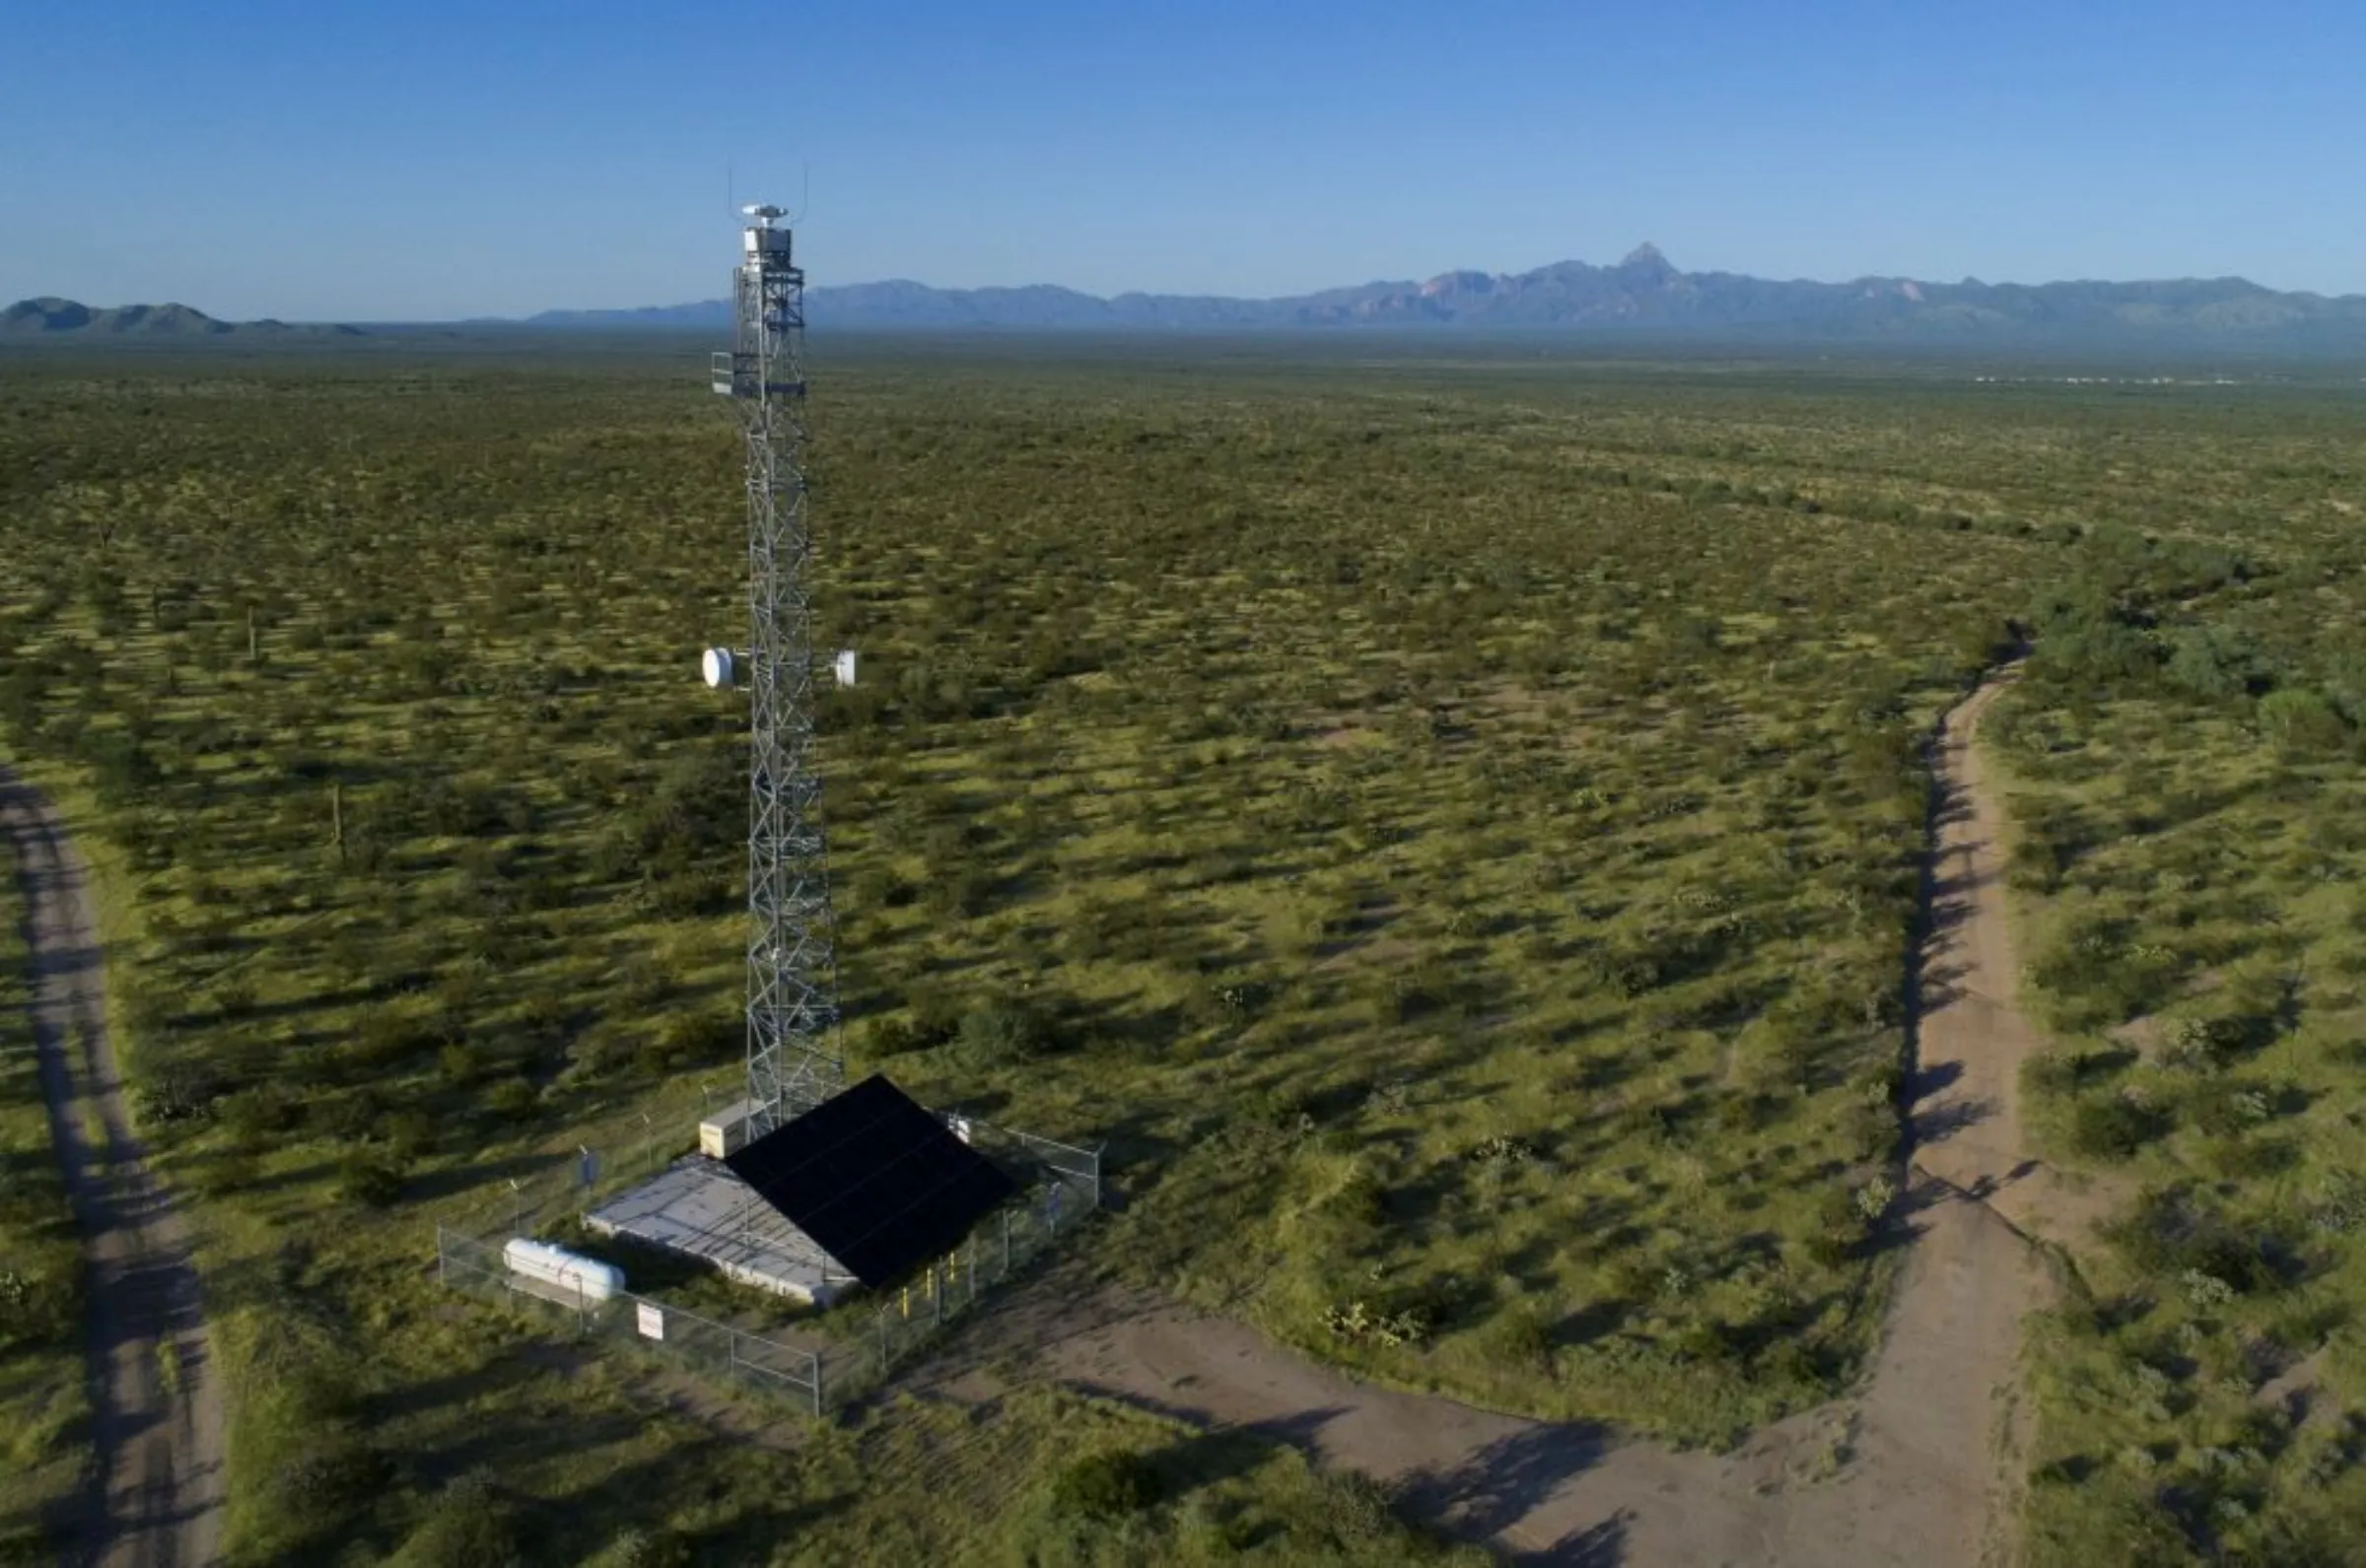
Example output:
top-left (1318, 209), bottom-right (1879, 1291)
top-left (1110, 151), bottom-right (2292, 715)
top-left (708, 205), bottom-right (844, 1137)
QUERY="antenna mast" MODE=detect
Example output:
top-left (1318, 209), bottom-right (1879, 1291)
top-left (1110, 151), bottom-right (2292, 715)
top-left (707, 204), bottom-right (843, 1136)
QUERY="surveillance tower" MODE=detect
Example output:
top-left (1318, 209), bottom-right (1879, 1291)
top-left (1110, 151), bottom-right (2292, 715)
top-left (705, 203), bottom-right (843, 1137)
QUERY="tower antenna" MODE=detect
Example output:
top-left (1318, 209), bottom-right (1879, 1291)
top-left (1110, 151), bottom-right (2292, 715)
top-left (704, 202), bottom-right (843, 1136)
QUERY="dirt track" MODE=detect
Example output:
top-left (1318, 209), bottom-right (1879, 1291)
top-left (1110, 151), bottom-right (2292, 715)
top-left (933, 665), bottom-right (2059, 1566)
top-left (3, 771), bottom-right (226, 1568)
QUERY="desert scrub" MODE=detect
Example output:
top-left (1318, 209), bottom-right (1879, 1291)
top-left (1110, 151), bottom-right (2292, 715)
top-left (1990, 461), bottom-right (2366, 1562)
top-left (7, 342), bottom-right (2362, 1550)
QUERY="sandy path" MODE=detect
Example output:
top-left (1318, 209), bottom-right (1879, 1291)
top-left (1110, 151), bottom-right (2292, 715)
top-left (930, 665), bottom-right (2056, 1566)
top-left (1907, 672), bottom-right (2118, 1250)
top-left (3, 770), bottom-right (226, 1568)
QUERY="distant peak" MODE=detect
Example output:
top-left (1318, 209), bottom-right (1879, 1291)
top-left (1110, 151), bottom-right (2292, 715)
top-left (1420, 269), bottom-right (1497, 298)
top-left (1620, 242), bottom-right (1674, 272)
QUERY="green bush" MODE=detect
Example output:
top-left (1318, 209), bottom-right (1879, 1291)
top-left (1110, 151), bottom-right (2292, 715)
top-left (218, 1083), bottom-right (301, 1145)
top-left (335, 1149), bottom-right (409, 1207)
top-left (1048, 1450), bottom-right (1163, 1520)
top-left (2260, 688), bottom-right (2350, 757)
top-left (2164, 626), bottom-right (2254, 702)
top-left (959, 996), bottom-right (1048, 1065)
top-left (0, 1247), bottom-right (80, 1349)
top-left (2066, 1094), bottom-right (2171, 1162)
top-left (861, 1015), bottom-right (927, 1057)
top-left (484, 1077), bottom-right (536, 1120)
top-left (390, 1471), bottom-right (523, 1568)
top-left (265, 1430), bottom-right (393, 1524)
top-left (2186, 1081), bottom-right (2277, 1137)
top-left (2112, 1188), bottom-right (2294, 1295)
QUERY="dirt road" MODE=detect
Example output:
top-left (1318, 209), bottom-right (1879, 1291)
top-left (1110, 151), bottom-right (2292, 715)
top-left (3, 771), bottom-right (226, 1568)
top-left (940, 665), bottom-right (2058, 1565)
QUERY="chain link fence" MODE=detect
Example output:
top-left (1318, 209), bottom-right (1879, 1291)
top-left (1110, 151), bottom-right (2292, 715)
top-left (435, 1225), bottom-right (827, 1412)
top-left (813, 1125), bottom-right (1099, 1403)
top-left (429, 1105), bottom-right (1100, 1417)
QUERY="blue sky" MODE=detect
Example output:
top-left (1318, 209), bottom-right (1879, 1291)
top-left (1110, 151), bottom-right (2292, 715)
top-left (5, 0), bottom-right (2363, 320)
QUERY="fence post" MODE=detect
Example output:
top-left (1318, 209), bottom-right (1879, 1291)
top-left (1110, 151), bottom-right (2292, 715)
top-left (811, 1350), bottom-right (824, 1418)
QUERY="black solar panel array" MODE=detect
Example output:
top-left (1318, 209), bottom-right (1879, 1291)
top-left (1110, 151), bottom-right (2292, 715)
top-left (724, 1073), bottom-right (1019, 1290)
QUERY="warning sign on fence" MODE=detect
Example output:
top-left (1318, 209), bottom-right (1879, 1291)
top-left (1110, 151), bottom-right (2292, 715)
top-left (636, 1302), bottom-right (663, 1341)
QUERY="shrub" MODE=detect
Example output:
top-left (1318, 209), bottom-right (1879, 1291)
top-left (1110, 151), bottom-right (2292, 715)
top-left (1048, 1451), bottom-right (1162, 1520)
top-left (219, 1084), bottom-right (301, 1145)
top-left (1323, 1299), bottom-right (1430, 1347)
top-left (904, 988), bottom-right (965, 1048)
top-left (0, 1249), bottom-right (80, 1348)
top-left (1804, 1186), bottom-right (1867, 1267)
top-left (352, 1010), bottom-right (441, 1069)
top-left (2259, 687), bottom-right (2350, 757)
top-left (134, 1058), bottom-right (223, 1125)
top-left (2165, 627), bottom-right (2252, 701)
top-left (2187, 1081), bottom-right (2276, 1137)
top-left (2204, 1133), bottom-right (2299, 1179)
top-left (959, 997), bottom-right (1047, 1065)
top-left (663, 1007), bottom-right (739, 1064)
top-left (1669, 1320), bottom-right (1736, 1365)
top-left (383, 1111), bottom-right (434, 1159)
top-left (1475, 1302), bottom-right (1554, 1369)
top-left (2114, 1188), bottom-right (2295, 1295)
top-left (2034, 617), bottom-right (2160, 690)
top-left (268, 1429), bottom-right (392, 1521)
top-left (336, 1149), bottom-right (409, 1207)
top-left (2024, 1046), bottom-right (2136, 1099)
top-left (2067, 1093), bottom-right (2171, 1161)
top-left (1852, 1173), bottom-right (1898, 1221)
top-left (485, 1077), bottom-right (536, 1120)
top-left (309, 1089), bottom-right (384, 1142)
top-left (390, 1471), bottom-right (523, 1568)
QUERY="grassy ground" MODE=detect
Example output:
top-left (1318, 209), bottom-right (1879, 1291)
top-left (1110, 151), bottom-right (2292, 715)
top-left (1, 338), bottom-right (2360, 1558)
top-left (0, 817), bottom-right (92, 1562)
top-left (1982, 523), bottom-right (2366, 1565)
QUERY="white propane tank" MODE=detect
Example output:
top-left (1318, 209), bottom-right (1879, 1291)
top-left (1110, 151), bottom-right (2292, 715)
top-left (503, 1238), bottom-right (625, 1303)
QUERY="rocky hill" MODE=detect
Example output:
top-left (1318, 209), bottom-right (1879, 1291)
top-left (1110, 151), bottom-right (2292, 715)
top-left (1, 298), bottom-right (364, 338)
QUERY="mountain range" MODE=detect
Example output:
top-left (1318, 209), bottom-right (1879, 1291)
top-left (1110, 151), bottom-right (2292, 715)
top-left (527, 244), bottom-right (2366, 348)
top-left (0, 298), bottom-right (364, 338)
top-left (14, 247), bottom-right (2366, 348)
